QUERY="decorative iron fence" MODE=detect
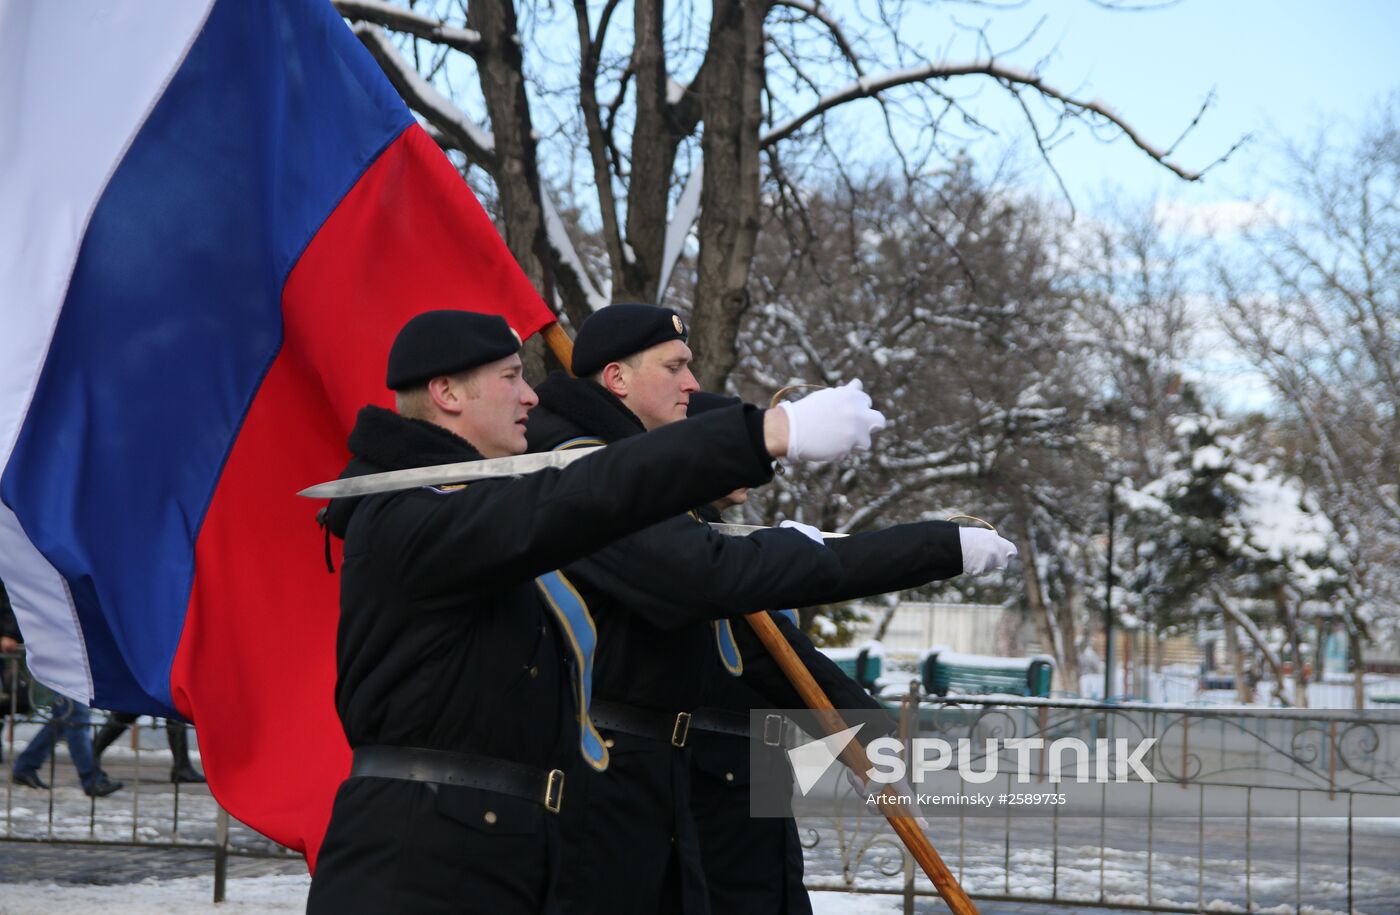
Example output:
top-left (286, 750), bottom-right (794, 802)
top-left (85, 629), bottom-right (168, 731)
top-left (798, 689), bottom-right (1400, 913)
top-left (7, 651), bottom-right (1399, 911)
top-left (2, 651), bottom-right (297, 902)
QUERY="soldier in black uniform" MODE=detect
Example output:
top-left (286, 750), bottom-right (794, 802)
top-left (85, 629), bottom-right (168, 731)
top-left (306, 310), bottom-right (885, 914)
top-left (523, 304), bottom-right (1016, 914)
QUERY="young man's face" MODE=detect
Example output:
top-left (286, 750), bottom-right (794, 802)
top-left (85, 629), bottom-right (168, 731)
top-left (615, 339), bottom-right (700, 430)
top-left (456, 353), bottom-right (538, 457)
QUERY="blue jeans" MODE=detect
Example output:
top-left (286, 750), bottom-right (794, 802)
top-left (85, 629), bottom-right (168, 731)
top-left (13, 697), bottom-right (99, 789)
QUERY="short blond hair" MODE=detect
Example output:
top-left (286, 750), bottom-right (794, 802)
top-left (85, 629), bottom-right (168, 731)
top-left (395, 370), bottom-right (478, 420)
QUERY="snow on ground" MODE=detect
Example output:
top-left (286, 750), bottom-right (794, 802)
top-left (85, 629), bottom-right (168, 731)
top-left (0, 877), bottom-right (898, 914)
top-left (0, 874), bottom-right (310, 914)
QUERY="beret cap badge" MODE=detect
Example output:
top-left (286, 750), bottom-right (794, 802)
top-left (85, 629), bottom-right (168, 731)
top-left (571, 303), bottom-right (690, 376)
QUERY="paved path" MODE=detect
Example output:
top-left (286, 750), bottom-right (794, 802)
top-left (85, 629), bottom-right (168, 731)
top-left (0, 841), bottom-right (305, 885)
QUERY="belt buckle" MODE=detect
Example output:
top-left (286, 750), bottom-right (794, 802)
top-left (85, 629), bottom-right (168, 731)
top-left (544, 769), bottom-right (565, 814)
top-left (763, 714), bottom-right (785, 747)
top-left (671, 712), bottom-right (692, 748)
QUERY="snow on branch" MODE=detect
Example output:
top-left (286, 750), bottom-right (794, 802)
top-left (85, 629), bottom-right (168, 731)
top-left (760, 59), bottom-right (1214, 181)
top-left (838, 461), bottom-right (984, 533)
top-left (874, 446), bottom-right (962, 472)
top-left (351, 23), bottom-right (496, 168)
top-left (334, 0), bottom-right (482, 56)
top-left (542, 193), bottom-right (609, 313)
top-left (351, 22), bottom-right (603, 312)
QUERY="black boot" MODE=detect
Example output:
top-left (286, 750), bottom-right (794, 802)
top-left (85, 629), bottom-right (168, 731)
top-left (167, 720), bottom-right (205, 784)
top-left (92, 718), bottom-right (129, 761)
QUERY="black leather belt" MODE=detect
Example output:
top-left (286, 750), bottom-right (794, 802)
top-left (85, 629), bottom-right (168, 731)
top-left (689, 707), bottom-right (751, 738)
top-left (351, 746), bottom-right (565, 814)
top-left (589, 701), bottom-right (764, 747)
top-left (590, 700), bottom-right (694, 747)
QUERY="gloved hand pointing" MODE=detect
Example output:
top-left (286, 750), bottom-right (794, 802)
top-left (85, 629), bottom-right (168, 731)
top-left (777, 381), bottom-right (887, 463)
top-left (959, 527), bottom-right (1018, 575)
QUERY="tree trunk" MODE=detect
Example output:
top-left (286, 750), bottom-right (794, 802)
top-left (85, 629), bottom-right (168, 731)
top-left (1350, 625), bottom-right (1367, 710)
top-left (1012, 520), bottom-right (1070, 691)
top-left (1056, 576), bottom-right (1083, 694)
top-left (1223, 614), bottom-right (1253, 704)
top-left (1217, 591), bottom-right (1288, 705)
top-left (870, 593), bottom-right (900, 642)
top-left (468, 0), bottom-right (554, 326)
top-left (1274, 584), bottom-right (1309, 709)
top-left (618, 0), bottom-right (686, 303)
top-left (691, 0), bottom-right (765, 391)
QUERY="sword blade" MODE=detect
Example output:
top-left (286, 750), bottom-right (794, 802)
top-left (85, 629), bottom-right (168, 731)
top-left (298, 447), bottom-right (603, 500)
top-left (711, 523), bottom-right (847, 539)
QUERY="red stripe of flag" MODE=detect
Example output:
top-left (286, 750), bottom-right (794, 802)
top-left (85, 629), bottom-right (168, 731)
top-left (170, 124), bottom-right (553, 866)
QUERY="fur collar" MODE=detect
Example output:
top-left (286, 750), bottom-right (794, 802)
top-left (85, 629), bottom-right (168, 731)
top-left (532, 372), bottom-right (645, 444)
top-left (345, 404), bottom-right (479, 470)
top-left (324, 406), bottom-right (481, 538)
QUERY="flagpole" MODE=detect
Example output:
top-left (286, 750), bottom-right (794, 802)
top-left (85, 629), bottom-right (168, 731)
top-left (744, 612), bottom-right (980, 914)
top-left (535, 316), bottom-right (978, 914)
top-left (540, 321), bottom-right (575, 367)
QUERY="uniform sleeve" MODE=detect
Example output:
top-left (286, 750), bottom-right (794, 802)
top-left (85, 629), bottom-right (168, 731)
top-left (558, 523), bottom-right (844, 631)
top-left (359, 405), bottom-right (776, 603)
top-left (730, 611), bottom-right (897, 741)
top-left (730, 611), bottom-right (885, 713)
top-left (814, 520), bottom-right (964, 604)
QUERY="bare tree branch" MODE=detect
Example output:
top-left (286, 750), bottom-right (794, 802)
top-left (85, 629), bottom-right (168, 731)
top-left (334, 0), bottom-right (481, 56)
top-left (350, 23), bottom-right (497, 169)
top-left (770, 0), bottom-right (865, 76)
top-left (760, 58), bottom-right (1217, 180)
top-left (574, 0), bottom-right (627, 282)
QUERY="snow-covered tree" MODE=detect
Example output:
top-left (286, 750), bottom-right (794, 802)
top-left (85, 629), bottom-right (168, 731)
top-left (1219, 98), bottom-right (1400, 701)
top-left (1122, 408), bottom-right (1344, 705)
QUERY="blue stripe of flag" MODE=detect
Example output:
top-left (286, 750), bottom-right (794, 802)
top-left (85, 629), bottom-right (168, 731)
top-left (1, 0), bottom-right (412, 714)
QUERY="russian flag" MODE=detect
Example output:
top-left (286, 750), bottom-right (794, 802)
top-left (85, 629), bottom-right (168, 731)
top-left (0, 0), bottom-right (552, 865)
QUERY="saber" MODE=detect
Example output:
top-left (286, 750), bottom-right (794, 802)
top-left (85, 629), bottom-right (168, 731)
top-left (297, 447), bottom-right (602, 499)
top-left (710, 523), bottom-right (847, 540)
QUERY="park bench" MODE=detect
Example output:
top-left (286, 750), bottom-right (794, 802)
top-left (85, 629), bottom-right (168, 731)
top-left (920, 649), bottom-right (1053, 698)
top-left (819, 644), bottom-right (883, 693)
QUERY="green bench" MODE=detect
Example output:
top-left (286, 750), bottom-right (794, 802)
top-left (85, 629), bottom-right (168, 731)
top-left (822, 645), bottom-right (883, 693)
top-left (920, 650), bottom-right (1053, 698)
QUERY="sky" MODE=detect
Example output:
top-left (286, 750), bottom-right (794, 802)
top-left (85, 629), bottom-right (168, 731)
top-left (891, 0), bottom-right (1400, 210)
top-left (846, 0), bottom-right (1400, 412)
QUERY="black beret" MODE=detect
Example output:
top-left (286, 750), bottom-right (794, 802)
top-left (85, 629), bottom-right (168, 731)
top-left (686, 391), bottom-right (741, 416)
top-left (571, 304), bottom-right (688, 377)
top-left (386, 310), bottom-right (521, 390)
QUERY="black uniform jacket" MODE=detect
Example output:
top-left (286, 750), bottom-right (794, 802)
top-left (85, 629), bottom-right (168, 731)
top-left (522, 374), bottom-right (965, 915)
top-left (308, 402), bottom-right (775, 915)
top-left (689, 512), bottom-right (966, 914)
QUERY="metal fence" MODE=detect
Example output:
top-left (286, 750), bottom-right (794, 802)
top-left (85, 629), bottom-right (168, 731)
top-left (8, 650), bottom-right (1400, 911)
top-left (799, 688), bottom-right (1400, 913)
top-left (2, 651), bottom-right (298, 902)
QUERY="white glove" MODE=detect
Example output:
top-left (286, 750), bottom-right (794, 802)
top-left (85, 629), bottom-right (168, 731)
top-left (959, 527), bottom-right (1018, 575)
top-left (779, 519), bottom-right (825, 544)
top-left (777, 380), bottom-right (886, 463)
